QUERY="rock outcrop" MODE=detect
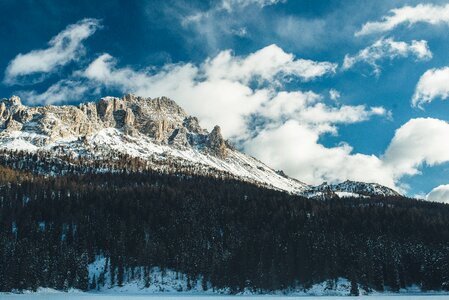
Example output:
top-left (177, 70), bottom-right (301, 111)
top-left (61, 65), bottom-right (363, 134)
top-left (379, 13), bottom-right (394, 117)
top-left (207, 126), bottom-right (228, 159)
top-left (0, 94), bottom-right (231, 157)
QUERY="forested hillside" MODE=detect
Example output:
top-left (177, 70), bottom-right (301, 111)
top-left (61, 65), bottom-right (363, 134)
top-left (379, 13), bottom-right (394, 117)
top-left (1, 165), bottom-right (449, 294)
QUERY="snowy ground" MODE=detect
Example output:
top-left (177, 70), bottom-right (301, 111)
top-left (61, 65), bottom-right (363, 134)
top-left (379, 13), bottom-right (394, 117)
top-left (1, 294), bottom-right (449, 299)
top-left (2, 258), bottom-right (448, 299)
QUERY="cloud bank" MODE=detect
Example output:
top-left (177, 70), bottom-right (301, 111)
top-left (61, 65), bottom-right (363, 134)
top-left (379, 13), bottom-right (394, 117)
top-left (81, 44), bottom-right (338, 138)
top-left (247, 117), bottom-right (449, 191)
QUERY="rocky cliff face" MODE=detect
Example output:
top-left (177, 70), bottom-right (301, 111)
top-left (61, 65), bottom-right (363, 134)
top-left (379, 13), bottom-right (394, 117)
top-left (0, 94), bottom-right (214, 150)
top-left (0, 94), bottom-right (400, 198)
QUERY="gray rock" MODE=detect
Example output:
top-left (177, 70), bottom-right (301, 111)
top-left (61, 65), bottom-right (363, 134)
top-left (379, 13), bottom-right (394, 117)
top-left (207, 125), bottom-right (228, 159)
top-left (0, 95), bottom-right (230, 158)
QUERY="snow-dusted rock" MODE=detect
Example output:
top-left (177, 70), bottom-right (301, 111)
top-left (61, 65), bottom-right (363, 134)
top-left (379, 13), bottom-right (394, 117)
top-left (304, 180), bottom-right (400, 199)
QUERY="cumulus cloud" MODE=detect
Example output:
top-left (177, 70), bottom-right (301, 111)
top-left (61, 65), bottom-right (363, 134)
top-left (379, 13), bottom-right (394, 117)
top-left (20, 41), bottom-right (449, 195)
top-left (244, 120), bottom-right (394, 187)
top-left (245, 117), bottom-right (449, 192)
top-left (383, 118), bottom-right (449, 178)
top-left (356, 3), bottom-right (449, 36)
top-left (412, 67), bottom-right (449, 107)
top-left (4, 18), bottom-right (101, 85)
top-left (82, 45), bottom-right (337, 137)
top-left (427, 184), bottom-right (449, 204)
top-left (343, 38), bottom-right (432, 75)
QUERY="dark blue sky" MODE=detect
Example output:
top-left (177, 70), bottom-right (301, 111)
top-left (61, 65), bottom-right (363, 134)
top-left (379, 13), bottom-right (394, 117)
top-left (2, 0), bottom-right (449, 199)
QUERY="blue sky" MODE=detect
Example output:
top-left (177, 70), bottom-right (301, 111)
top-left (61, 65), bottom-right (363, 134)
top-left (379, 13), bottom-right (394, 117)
top-left (2, 0), bottom-right (449, 200)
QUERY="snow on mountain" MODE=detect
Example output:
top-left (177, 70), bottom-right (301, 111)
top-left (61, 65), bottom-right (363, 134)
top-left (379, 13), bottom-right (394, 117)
top-left (303, 180), bottom-right (401, 199)
top-left (0, 95), bottom-right (400, 198)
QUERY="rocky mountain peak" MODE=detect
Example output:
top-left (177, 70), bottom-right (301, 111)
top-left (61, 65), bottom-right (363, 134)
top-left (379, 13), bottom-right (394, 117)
top-left (8, 95), bottom-right (22, 106)
top-left (0, 94), bottom-right (230, 156)
top-left (207, 125), bottom-right (228, 159)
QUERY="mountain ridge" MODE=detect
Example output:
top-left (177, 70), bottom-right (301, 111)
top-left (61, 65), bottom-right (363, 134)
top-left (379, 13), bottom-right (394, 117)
top-left (0, 94), bottom-right (399, 198)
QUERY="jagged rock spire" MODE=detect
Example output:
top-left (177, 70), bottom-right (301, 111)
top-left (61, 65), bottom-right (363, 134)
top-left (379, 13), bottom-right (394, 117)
top-left (207, 125), bottom-right (228, 159)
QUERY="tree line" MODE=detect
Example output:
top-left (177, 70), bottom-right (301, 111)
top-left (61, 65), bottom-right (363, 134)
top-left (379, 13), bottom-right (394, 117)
top-left (0, 164), bottom-right (449, 293)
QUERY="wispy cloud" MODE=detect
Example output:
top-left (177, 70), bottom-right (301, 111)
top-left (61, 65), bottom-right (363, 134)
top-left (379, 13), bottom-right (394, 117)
top-left (176, 0), bottom-right (285, 52)
top-left (221, 0), bottom-right (285, 11)
top-left (4, 18), bottom-right (101, 85)
top-left (343, 38), bottom-right (432, 75)
top-left (356, 3), bottom-right (449, 36)
top-left (19, 79), bottom-right (90, 105)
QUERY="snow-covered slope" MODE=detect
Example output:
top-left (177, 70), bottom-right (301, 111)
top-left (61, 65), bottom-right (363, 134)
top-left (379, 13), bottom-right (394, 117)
top-left (0, 95), bottom-right (400, 198)
top-left (303, 180), bottom-right (400, 199)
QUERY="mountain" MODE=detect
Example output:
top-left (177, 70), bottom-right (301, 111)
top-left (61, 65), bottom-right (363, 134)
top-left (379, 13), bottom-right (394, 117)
top-left (2, 95), bottom-right (449, 296)
top-left (0, 94), bottom-right (398, 198)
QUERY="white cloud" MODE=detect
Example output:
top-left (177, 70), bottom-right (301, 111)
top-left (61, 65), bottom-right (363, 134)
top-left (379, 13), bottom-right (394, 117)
top-left (356, 3), bottom-right (449, 36)
top-left (82, 45), bottom-right (337, 138)
top-left (19, 79), bottom-right (90, 105)
top-left (343, 38), bottom-right (432, 75)
top-left (246, 117), bottom-right (449, 192)
top-left (4, 18), bottom-right (101, 85)
top-left (221, 0), bottom-right (284, 12)
top-left (203, 44), bottom-right (337, 83)
top-left (412, 67), bottom-right (449, 107)
top-left (427, 184), bottom-right (449, 204)
top-left (23, 42), bottom-right (449, 196)
top-left (329, 89), bottom-right (340, 101)
top-left (258, 91), bottom-right (389, 134)
top-left (244, 120), bottom-right (394, 187)
top-left (383, 118), bottom-right (449, 178)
